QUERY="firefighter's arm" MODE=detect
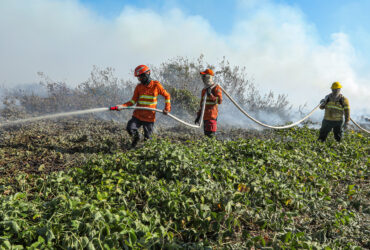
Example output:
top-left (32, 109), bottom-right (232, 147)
top-left (158, 83), bottom-right (171, 112)
top-left (320, 95), bottom-right (330, 109)
top-left (111, 87), bottom-right (139, 110)
top-left (214, 86), bottom-right (222, 104)
top-left (343, 97), bottom-right (350, 123)
top-left (207, 86), bottom-right (222, 104)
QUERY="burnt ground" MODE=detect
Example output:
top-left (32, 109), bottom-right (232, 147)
top-left (0, 117), bottom-right (275, 178)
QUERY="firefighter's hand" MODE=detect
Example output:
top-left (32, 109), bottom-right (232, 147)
top-left (195, 115), bottom-right (200, 125)
top-left (110, 105), bottom-right (123, 111)
top-left (206, 87), bottom-right (212, 96)
top-left (163, 109), bottom-right (169, 115)
top-left (319, 99), bottom-right (326, 109)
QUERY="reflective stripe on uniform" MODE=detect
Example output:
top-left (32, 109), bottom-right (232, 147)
top-left (326, 105), bottom-right (343, 111)
top-left (139, 95), bottom-right (157, 99)
top-left (130, 100), bottom-right (136, 104)
top-left (165, 99), bottom-right (171, 103)
top-left (324, 101), bottom-right (346, 121)
top-left (138, 95), bottom-right (157, 105)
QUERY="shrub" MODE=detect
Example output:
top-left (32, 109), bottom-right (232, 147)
top-left (1, 56), bottom-right (291, 122)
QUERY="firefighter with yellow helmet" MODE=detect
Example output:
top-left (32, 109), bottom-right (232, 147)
top-left (318, 82), bottom-right (350, 142)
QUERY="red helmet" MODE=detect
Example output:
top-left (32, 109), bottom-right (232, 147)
top-left (134, 65), bottom-right (150, 77)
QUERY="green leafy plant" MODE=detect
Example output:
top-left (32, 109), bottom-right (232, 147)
top-left (1, 125), bottom-right (368, 248)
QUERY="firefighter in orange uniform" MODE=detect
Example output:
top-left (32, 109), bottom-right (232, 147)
top-left (195, 69), bottom-right (222, 137)
top-left (110, 65), bottom-right (171, 147)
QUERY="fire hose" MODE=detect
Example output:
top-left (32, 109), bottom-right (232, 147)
top-left (350, 118), bottom-right (370, 133)
top-left (219, 85), bottom-right (321, 129)
top-left (119, 85), bottom-right (369, 133)
top-left (121, 94), bottom-right (207, 129)
top-left (0, 85), bottom-right (369, 133)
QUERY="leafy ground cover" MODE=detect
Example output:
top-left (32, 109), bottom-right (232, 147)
top-left (0, 120), bottom-right (369, 249)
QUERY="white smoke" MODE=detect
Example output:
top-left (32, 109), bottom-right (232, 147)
top-left (0, 0), bottom-right (369, 118)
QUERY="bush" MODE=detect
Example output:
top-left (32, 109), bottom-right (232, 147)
top-left (1, 56), bottom-right (292, 123)
top-left (152, 55), bottom-right (291, 119)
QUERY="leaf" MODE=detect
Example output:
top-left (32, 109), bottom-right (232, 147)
top-left (97, 192), bottom-right (107, 201)
top-left (94, 212), bottom-right (103, 221)
top-left (284, 232), bottom-right (292, 243)
top-left (87, 241), bottom-right (96, 250)
top-left (81, 236), bottom-right (90, 247)
top-left (348, 184), bottom-right (355, 191)
top-left (46, 229), bottom-right (55, 242)
top-left (1, 240), bottom-right (11, 249)
top-left (38, 164), bottom-right (45, 171)
top-left (33, 214), bottom-right (41, 220)
top-left (10, 221), bottom-right (20, 233)
top-left (129, 231), bottom-right (137, 244)
top-left (30, 236), bottom-right (45, 248)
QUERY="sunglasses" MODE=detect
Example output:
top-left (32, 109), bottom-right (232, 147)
top-left (137, 74), bottom-right (148, 79)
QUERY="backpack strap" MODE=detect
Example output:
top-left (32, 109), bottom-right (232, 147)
top-left (339, 95), bottom-right (345, 108)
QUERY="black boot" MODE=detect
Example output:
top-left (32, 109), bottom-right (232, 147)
top-left (205, 131), bottom-right (215, 138)
top-left (131, 131), bottom-right (140, 148)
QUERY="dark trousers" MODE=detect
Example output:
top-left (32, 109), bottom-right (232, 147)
top-left (127, 117), bottom-right (154, 140)
top-left (318, 119), bottom-right (343, 142)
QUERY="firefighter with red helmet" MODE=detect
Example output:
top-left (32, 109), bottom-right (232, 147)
top-left (195, 69), bottom-right (222, 137)
top-left (110, 65), bottom-right (171, 147)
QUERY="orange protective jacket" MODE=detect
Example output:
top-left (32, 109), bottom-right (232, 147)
top-left (197, 85), bottom-right (222, 120)
top-left (122, 80), bottom-right (171, 122)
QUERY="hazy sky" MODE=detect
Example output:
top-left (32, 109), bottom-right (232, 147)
top-left (1, 0), bottom-right (369, 113)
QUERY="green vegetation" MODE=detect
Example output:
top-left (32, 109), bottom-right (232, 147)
top-left (0, 126), bottom-right (368, 249)
top-left (0, 56), bottom-right (368, 248)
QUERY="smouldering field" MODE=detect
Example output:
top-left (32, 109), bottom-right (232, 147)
top-left (0, 118), bottom-right (369, 249)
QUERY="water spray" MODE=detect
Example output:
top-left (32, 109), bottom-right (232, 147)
top-left (0, 108), bottom-right (109, 127)
top-left (0, 96), bottom-right (208, 129)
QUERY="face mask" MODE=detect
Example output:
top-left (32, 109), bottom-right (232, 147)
top-left (332, 89), bottom-right (341, 97)
top-left (138, 73), bottom-right (151, 85)
top-left (202, 74), bottom-right (213, 87)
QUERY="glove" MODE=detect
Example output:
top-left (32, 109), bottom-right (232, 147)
top-left (319, 100), bottom-right (326, 109)
top-left (206, 87), bottom-right (212, 96)
top-left (320, 97), bottom-right (328, 109)
top-left (163, 109), bottom-right (169, 115)
top-left (194, 115), bottom-right (201, 124)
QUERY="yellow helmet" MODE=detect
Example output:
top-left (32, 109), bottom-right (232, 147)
top-left (331, 81), bottom-right (342, 89)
